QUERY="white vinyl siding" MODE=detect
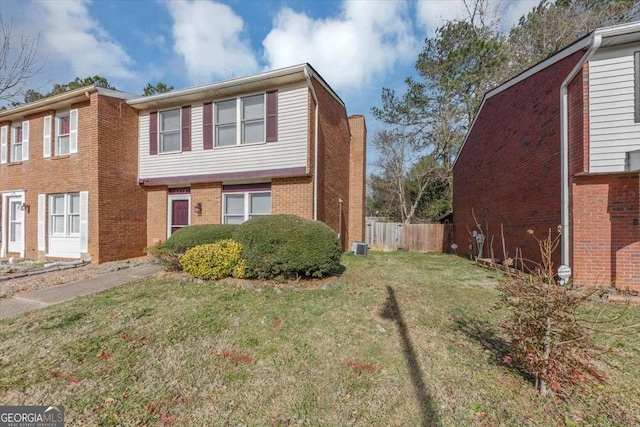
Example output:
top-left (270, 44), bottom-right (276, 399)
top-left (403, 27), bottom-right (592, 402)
top-left (589, 45), bottom-right (640, 172)
top-left (139, 83), bottom-right (308, 179)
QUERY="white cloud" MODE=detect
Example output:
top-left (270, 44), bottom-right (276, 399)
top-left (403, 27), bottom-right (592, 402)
top-left (262, 0), bottom-right (417, 92)
top-left (166, 0), bottom-right (258, 84)
top-left (416, 0), bottom-right (539, 35)
top-left (35, 0), bottom-right (135, 79)
top-left (502, 0), bottom-right (539, 29)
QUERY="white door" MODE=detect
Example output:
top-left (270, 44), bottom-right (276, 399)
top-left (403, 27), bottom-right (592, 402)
top-left (8, 196), bottom-right (23, 254)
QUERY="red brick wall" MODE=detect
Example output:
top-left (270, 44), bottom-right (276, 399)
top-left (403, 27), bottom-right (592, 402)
top-left (0, 98), bottom-right (100, 260)
top-left (272, 176), bottom-right (314, 218)
top-left (96, 95), bottom-right (147, 262)
top-left (313, 79), bottom-right (351, 249)
top-left (191, 182), bottom-right (222, 225)
top-left (0, 93), bottom-right (147, 263)
top-left (453, 51), bottom-right (585, 268)
top-left (146, 186), bottom-right (168, 247)
top-left (348, 115), bottom-right (366, 243)
top-left (573, 173), bottom-right (640, 290)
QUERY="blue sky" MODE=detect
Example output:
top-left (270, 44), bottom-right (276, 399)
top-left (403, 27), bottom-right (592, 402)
top-left (0, 0), bottom-right (539, 170)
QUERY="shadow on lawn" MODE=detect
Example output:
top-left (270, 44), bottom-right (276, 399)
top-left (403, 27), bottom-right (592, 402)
top-left (453, 315), bottom-right (535, 384)
top-left (380, 286), bottom-right (440, 427)
top-left (452, 315), bottom-right (510, 366)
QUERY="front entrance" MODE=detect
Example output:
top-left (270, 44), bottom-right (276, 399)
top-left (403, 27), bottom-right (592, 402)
top-left (8, 196), bottom-right (23, 254)
top-left (168, 194), bottom-right (190, 236)
top-left (1, 191), bottom-right (26, 258)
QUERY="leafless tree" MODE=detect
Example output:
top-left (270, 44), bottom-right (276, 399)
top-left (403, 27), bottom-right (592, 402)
top-left (373, 130), bottom-right (449, 224)
top-left (0, 18), bottom-right (43, 103)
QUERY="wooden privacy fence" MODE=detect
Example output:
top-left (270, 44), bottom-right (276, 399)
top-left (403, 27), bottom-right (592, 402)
top-left (365, 222), bottom-right (452, 253)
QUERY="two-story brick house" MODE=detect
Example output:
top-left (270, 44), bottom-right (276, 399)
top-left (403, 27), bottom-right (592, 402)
top-left (0, 87), bottom-right (147, 263)
top-left (0, 64), bottom-right (366, 264)
top-left (128, 63), bottom-right (366, 250)
top-left (453, 22), bottom-right (640, 290)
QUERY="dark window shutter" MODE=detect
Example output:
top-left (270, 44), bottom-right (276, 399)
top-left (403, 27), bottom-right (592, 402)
top-left (266, 90), bottom-right (278, 142)
top-left (182, 105), bottom-right (191, 151)
top-left (203, 102), bottom-right (213, 149)
top-left (149, 111), bottom-right (158, 155)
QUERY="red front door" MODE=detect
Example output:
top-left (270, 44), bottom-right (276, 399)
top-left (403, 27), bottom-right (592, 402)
top-left (170, 199), bottom-right (189, 235)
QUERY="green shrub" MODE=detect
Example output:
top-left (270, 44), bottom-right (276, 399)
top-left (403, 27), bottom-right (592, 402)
top-left (180, 240), bottom-right (246, 280)
top-left (165, 224), bottom-right (239, 252)
top-left (233, 215), bottom-right (342, 279)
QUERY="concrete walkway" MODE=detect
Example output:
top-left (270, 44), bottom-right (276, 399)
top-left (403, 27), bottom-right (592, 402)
top-left (0, 264), bottom-right (162, 319)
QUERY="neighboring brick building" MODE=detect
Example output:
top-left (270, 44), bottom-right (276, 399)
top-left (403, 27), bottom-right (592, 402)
top-left (454, 22), bottom-right (640, 291)
top-left (128, 64), bottom-right (366, 250)
top-left (0, 87), bottom-right (147, 263)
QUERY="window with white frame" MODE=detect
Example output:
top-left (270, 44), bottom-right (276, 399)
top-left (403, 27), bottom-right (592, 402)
top-left (50, 193), bottom-right (80, 236)
top-left (11, 125), bottom-right (22, 162)
top-left (223, 191), bottom-right (271, 224)
top-left (57, 114), bottom-right (71, 155)
top-left (159, 109), bottom-right (181, 152)
top-left (216, 94), bottom-right (265, 146)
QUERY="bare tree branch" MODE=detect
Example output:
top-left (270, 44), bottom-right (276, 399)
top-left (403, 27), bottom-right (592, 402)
top-left (0, 18), bottom-right (44, 103)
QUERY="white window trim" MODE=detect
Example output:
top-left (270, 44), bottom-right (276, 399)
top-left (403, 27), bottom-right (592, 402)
top-left (167, 194), bottom-right (191, 237)
top-left (49, 193), bottom-right (80, 238)
top-left (214, 93), bottom-right (266, 148)
top-left (55, 111), bottom-right (71, 156)
top-left (0, 190), bottom-right (26, 258)
top-left (158, 108), bottom-right (182, 154)
top-left (222, 190), bottom-right (271, 224)
top-left (10, 123), bottom-right (23, 163)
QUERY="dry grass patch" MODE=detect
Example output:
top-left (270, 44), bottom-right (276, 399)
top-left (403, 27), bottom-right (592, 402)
top-left (0, 252), bottom-right (639, 426)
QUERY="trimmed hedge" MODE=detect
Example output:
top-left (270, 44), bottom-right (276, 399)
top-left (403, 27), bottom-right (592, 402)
top-left (164, 224), bottom-right (239, 252)
top-left (180, 240), bottom-right (246, 280)
top-left (233, 214), bottom-right (342, 279)
top-left (148, 224), bottom-right (239, 270)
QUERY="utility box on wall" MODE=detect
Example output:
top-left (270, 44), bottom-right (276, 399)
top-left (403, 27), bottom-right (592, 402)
top-left (625, 150), bottom-right (640, 171)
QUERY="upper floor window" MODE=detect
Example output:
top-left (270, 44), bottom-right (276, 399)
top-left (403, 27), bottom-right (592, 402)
top-left (57, 114), bottom-right (70, 155)
top-left (159, 109), bottom-right (181, 153)
top-left (1, 121), bottom-right (29, 164)
top-left (11, 125), bottom-right (23, 162)
top-left (215, 94), bottom-right (265, 147)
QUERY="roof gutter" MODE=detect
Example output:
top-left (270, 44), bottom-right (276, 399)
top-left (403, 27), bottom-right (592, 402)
top-left (0, 86), bottom-right (98, 121)
top-left (560, 33), bottom-right (602, 267)
top-left (304, 66), bottom-right (319, 221)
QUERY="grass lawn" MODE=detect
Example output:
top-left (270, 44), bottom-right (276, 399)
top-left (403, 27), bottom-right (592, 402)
top-left (1, 252), bottom-right (639, 426)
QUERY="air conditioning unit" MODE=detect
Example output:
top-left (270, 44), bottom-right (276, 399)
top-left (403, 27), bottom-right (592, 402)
top-left (625, 150), bottom-right (640, 171)
top-left (351, 242), bottom-right (367, 256)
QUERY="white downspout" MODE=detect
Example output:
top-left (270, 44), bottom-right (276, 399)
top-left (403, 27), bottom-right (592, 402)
top-left (560, 34), bottom-right (602, 266)
top-left (304, 67), bottom-right (319, 220)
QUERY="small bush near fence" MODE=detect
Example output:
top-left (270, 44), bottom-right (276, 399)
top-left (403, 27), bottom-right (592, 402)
top-left (148, 224), bottom-right (239, 270)
top-left (180, 240), bottom-right (246, 280)
top-left (233, 215), bottom-right (342, 279)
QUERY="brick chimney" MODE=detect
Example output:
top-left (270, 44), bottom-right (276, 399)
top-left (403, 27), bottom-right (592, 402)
top-left (348, 115), bottom-right (366, 244)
